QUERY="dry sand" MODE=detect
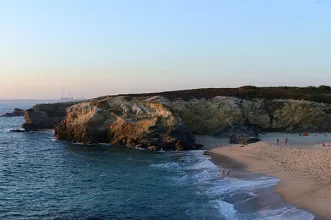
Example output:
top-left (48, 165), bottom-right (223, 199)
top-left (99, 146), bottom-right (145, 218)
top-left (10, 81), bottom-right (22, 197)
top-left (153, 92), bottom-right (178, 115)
top-left (202, 133), bottom-right (331, 219)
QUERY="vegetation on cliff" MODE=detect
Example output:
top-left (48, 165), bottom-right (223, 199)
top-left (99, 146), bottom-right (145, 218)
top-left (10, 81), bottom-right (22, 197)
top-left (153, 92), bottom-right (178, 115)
top-left (95, 86), bottom-right (331, 103)
top-left (32, 102), bottom-right (79, 118)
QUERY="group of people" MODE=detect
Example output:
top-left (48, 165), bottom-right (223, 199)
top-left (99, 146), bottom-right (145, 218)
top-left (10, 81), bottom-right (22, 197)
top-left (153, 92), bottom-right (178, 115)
top-left (322, 142), bottom-right (331, 147)
top-left (275, 137), bottom-right (289, 145)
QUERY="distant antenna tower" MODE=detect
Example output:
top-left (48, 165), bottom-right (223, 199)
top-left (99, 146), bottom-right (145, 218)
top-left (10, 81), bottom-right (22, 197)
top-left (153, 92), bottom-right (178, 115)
top-left (61, 89), bottom-right (64, 98)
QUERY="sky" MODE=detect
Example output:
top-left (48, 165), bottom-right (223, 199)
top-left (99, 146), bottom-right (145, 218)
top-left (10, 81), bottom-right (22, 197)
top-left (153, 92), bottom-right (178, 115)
top-left (1, 0), bottom-right (330, 99)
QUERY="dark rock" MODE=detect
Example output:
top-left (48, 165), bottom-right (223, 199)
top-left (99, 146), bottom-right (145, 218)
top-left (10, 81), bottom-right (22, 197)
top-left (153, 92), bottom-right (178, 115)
top-left (22, 109), bottom-right (62, 131)
top-left (229, 126), bottom-right (260, 145)
top-left (169, 124), bottom-right (202, 150)
top-left (22, 102), bottom-right (76, 131)
top-left (10, 129), bottom-right (26, 132)
top-left (0, 108), bottom-right (25, 117)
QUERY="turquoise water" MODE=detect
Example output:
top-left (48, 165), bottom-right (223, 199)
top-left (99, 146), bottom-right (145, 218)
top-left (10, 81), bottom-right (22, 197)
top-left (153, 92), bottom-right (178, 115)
top-left (0, 101), bottom-right (317, 220)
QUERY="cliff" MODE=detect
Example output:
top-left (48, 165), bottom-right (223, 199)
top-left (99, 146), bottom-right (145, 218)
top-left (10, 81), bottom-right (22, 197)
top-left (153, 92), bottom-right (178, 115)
top-left (54, 95), bottom-right (331, 150)
top-left (19, 87), bottom-right (331, 150)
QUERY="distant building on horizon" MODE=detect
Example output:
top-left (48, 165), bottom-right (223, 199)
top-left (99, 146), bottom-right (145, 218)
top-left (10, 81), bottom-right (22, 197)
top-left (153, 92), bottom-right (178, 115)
top-left (59, 89), bottom-right (86, 102)
top-left (60, 89), bottom-right (74, 102)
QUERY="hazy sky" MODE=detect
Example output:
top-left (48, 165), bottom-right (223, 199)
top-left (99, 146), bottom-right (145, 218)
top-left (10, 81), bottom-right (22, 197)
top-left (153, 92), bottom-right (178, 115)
top-left (1, 0), bottom-right (330, 99)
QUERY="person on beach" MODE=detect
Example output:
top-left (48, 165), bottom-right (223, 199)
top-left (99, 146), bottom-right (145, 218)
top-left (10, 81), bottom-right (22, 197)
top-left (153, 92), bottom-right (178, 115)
top-left (221, 166), bottom-right (225, 175)
top-left (285, 137), bottom-right (288, 144)
top-left (275, 139), bottom-right (280, 145)
top-left (221, 166), bottom-right (230, 177)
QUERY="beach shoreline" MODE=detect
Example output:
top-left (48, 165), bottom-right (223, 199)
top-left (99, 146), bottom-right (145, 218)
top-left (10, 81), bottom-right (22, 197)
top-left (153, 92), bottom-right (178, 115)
top-left (202, 133), bottom-right (331, 219)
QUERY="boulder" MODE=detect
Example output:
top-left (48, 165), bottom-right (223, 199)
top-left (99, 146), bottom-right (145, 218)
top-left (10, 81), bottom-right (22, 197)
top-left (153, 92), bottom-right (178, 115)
top-left (229, 126), bottom-right (260, 145)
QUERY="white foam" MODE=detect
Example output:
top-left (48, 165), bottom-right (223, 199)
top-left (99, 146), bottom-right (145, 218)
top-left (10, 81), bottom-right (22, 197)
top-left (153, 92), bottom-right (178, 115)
top-left (71, 142), bottom-right (87, 145)
top-left (3, 128), bottom-right (11, 133)
top-left (233, 196), bottom-right (257, 205)
top-left (167, 175), bottom-right (189, 185)
top-left (184, 159), bottom-right (216, 171)
top-left (134, 147), bottom-right (146, 151)
top-left (151, 150), bottom-right (314, 220)
top-left (149, 162), bottom-right (182, 171)
top-left (256, 207), bottom-right (314, 220)
top-left (213, 200), bottom-right (237, 219)
top-left (206, 176), bottom-right (279, 196)
top-left (98, 143), bottom-right (112, 146)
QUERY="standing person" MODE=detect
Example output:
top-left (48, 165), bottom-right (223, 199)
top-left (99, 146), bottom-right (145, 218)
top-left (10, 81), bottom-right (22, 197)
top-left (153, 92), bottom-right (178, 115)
top-left (221, 166), bottom-right (225, 176)
top-left (285, 137), bottom-right (289, 144)
top-left (275, 139), bottom-right (280, 145)
top-left (221, 166), bottom-right (230, 178)
top-left (226, 168), bottom-right (230, 178)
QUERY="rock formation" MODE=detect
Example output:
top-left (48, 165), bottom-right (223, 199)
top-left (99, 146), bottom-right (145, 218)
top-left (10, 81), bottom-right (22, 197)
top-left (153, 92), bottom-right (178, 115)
top-left (22, 102), bottom-right (76, 131)
top-left (0, 108), bottom-right (24, 117)
top-left (52, 95), bottom-right (331, 150)
top-left (54, 96), bottom-right (202, 150)
top-left (229, 126), bottom-right (259, 145)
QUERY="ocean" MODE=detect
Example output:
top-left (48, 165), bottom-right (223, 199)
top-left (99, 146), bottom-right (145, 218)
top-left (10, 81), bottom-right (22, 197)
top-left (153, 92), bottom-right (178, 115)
top-left (0, 100), bottom-right (317, 220)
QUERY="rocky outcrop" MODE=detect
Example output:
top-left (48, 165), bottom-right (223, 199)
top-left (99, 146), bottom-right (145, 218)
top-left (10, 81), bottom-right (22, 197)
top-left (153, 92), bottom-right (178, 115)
top-left (54, 97), bottom-right (202, 151)
top-left (229, 126), bottom-right (259, 145)
top-left (0, 108), bottom-right (24, 117)
top-left (22, 102), bottom-right (76, 131)
top-left (22, 109), bottom-right (56, 131)
top-left (53, 96), bottom-right (331, 150)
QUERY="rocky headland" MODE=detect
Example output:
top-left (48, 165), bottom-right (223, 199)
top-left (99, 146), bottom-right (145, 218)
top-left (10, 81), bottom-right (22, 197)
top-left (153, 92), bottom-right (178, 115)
top-left (22, 87), bottom-right (331, 150)
top-left (0, 108), bottom-right (25, 117)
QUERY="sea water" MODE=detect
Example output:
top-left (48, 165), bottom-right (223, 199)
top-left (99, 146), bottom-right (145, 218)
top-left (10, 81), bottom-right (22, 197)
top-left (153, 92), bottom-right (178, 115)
top-left (0, 101), bottom-right (316, 220)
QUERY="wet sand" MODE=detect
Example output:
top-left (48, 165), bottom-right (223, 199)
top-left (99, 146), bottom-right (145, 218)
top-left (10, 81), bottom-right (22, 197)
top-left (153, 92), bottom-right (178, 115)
top-left (203, 133), bottom-right (331, 219)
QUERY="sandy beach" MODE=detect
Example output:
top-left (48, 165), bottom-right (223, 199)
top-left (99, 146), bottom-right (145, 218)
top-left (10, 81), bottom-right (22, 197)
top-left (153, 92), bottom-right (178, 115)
top-left (203, 133), bottom-right (331, 219)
